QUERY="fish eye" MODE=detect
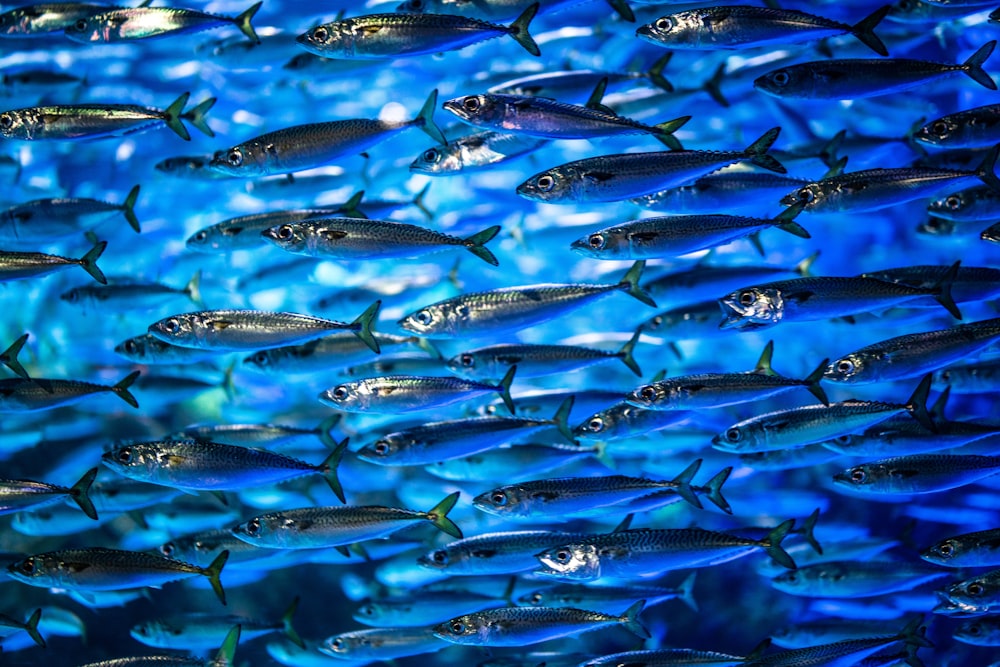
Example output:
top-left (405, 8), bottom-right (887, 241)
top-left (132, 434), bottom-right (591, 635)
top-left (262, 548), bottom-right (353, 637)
top-left (0, 114), bottom-right (11, 130)
top-left (454, 353), bottom-right (472, 367)
top-left (938, 541), bottom-right (955, 557)
top-left (945, 195), bottom-right (961, 210)
top-left (834, 434), bottom-right (852, 445)
top-left (245, 518), bottom-right (261, 536)
top-left (408, 0), bottom-right (424, 7)
top-left (415, 310), bottom-right (432, 325)
top-left (536, 175), bottom-right (555, 192)
top-left (17, 558), bottom-right (35, 575)
top-left (449, 621), bottom-right (465, 634)
top-left (251, 351), bottom-right (269, 365)
top-left (194, 230), bottom-right (208, 242)
top-left (359, 605), bottom-right (375, 616)
top-left (738, 291), bottom-right (755, 307)
top-left (123, 339), bottom-right (138, 354)
top-left (932, 121), bottom-right (949, 137)
top-left (529, 592), bottom-right (543, 604)
top-left (638, 385), bottom-right (656, 401)
top-left (160, 542), bottom-right (175, 557)
top-left (555, 549), bottom-right (571, 562)
top-left (74, 18), bottom-right (88, 31)
top-left (227, 149), bottom-right (243, 167)
top-left (587, 417), bottom-right (604, 432)
top-left (836, 359), bottom-right (855, 374)
top-left (373, 440), bottom-right (390, 456)
top-left (462, 96), bottom-right (481, 112)
top-left (967, 623), bottom-right (983, 636)
top-left (587, 233), bottom-right (605, 249)
top-left (432, 550), bottom-right (448, 564)
top-left (799, 188), bottom-right (815, 203)
top-left (330, 637), bottom-right (343, 650)
top-left (117, 447), bottom-right (133, 464)
top-left (163, 318), bottom-right (181, 334)
top-left (422, 148), bottom-right (440, 163)
top-left (725, 428), bottom-right (742, 442)
top-left (967, 582), bottom-right (985, 596)
top-left (490, 491), bottom-right (508, 506)
top-left (849, 467), bottom-right (866, 483)
top-left (651, 315), bottom-right (663, 327)
top-left (655, 17), bottom-right (674, 31)
top-left (276, 225), bottom-right (294, 240)
top-left (332, 386), bottom-right (348, 400)
top-left (770, 71), bottom-right (790, 86)
top-left (312, 26), bottom-right (329, 42)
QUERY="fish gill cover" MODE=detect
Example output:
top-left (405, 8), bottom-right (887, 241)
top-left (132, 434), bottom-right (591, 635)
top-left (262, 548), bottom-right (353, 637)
top-left (0, 0), bottom-right (997, 664)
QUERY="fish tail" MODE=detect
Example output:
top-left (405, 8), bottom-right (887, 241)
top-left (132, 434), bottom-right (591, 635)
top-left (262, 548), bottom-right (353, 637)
top-left (671, 458), bottom-right (703, 509)
top-left (23, 608), bottom-right (45, 648)
top-left (412, 182), bottom-right (434, 220)
top-left (617, 328), bottom-right (643, 377)
top-left (213, 624), bottom-right (241, 666)
top-left (975, 143), bottom-right (1000, 192)
top-left (899, 615), bottom-right (934, 649)
top-left (745, 639), bottom-right (772, 662)
top-left (496, 364), bottom-right (517, 415)
top-left (795, 251), bottom-right (819, 277)
top-left (676, 572), bottom-right (698, 612)
top-left (416, 89), bottom-right (447, 145)
top-left (747, 231), bottom-right (765, 257)
top-left (281, 596), bottom-right (305, 648)
top-left (234, 1), bottom-right (263, 44)
top-left (703, 466), bottom-right (733, 515)
top-left (122, 184), bottom-right (141, 233)
top-left (112, 370), bottom-right (141, 409)
top-left (183, 269), bottom-right (205, 308)
top-left (761, 519), bottom-right (796, 570)
top-left (550, 395), bottom-right (576, 443)
top-left (804, 358), bottom-right (830, 406)
top-left (607, 0), bottom-right (635, 22)
top-left (351, 300), bottom-right (382, 354)
top-left (0, 332), bottom-right (30, 380)
top-left (905, 374), bottom-right (936, 433)
top-left (320, 437), bottom-right (349, 503)
top-left (79, 240), bottom-right (108, 285)
top-left (462, 225), bottom-right (501, 266)
top-left (799, 508), bottom-right (823, 555)
top-left (774, 201), bottom-right (810, 238)
top-left (745, 127), bottom-right (786, 174)
top-left (850, 5), bottom-right (890, 57)
top-left (316, 413), bottom-right (342, 450)
top-left (415, 337), bottom-right (443, 360)
top-left (425, 491), bottom-right (463, 539)
top-left (753, 340), bottom-right (776, 375)
top-left (618, 599), bottom-right (651, 639)
top-left (508, 3), bottom-right (541, 56)
top-left (930, 385), bottom-right (951, 420)
top-left (702, 62), bottom-right (730, 108)
top-left (584, 77), bottom-right (609, 111)
top-left (163, 92), bottom-right (192, 141)
top-left (341, 190), bottom-right (367, 219)
top-left (819, 130), bottom-right (846, 170)
top-left (647, 52), bottom-right (673, 92)
top-left (501, 576), bottom-right (517, 606)
top-left (203, 550), bottom-right (229, 606)
top-left (70, 467), bottom-right (99, 521)
top-left (652, 115), bottom-right (690, 151)
top-left (962, 40), bottom-right (997, 90)
top-left (181, 97), bottom-right (217, 138)
top-left (618, 260), bottom-right (657, 307)
top-left (931, 260), bottom-right (962, 320)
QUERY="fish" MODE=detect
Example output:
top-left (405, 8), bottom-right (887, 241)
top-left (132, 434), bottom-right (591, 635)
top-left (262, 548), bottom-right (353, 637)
top-left (79, 625), bottom-right (241, 667)
top-left (928, 185), bottom-right (1000, 222)
top-left (954, 617), bottom-right (1000, 646)
top-left (915, 103), bottom-right (1000, 150)
top-left (0, 93), bottom-right (215, 141)
top-left (243, 332), bottom-right (429, 375)
top-left (937, 570), bottom-right (1000, 615)
top-left (147, 301), bottom-right (382, 354)
top-left (7, 548), bottom-right (230, 605)
top-left (516, 127), bottom-right (786, 203)
top-left (1, 184), bottom-right (140, 238)
top-left (833, 454), bottom-right (1000, 495)
top-left (418, 529), bottom-right (597, 576)
top-left (0, 370), bottom-right (140, 412)
top-left (410, 129), bottom-right (548, 174)
top-left (755, 40), bottom-right (998, 98)
top-left (297, 4), bottom-right (541, 58)
top-left (0, 3), bottom-right (108, 37)
top-left (64, 2), bottom-right (262, 43)
top-left (61, 271), bottom-right (204, 311)
top-left (770, 560), bottom-right (950, 598)
top-left (518, 574), bottom-right (698, 613)
top-left (0, 467), bottom-right (98, 520)
top-left (922, 528), bottom-right (1000, 567)
top-left (319, 626), bottom-right (443, 662)
top-left (0, 608), bottom-right (44, 648)
top-left (0, 240), bottom-right (107, 284)
top-left (173, 415), bottom-right (341, 450)
top-left (131, 598), bottom-right (302, 650)
top-left (208, 90), bottom-right (446, 177)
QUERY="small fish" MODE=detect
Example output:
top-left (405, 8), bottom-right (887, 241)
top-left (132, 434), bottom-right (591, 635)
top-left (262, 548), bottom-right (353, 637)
top-left (488, 53), bottom-right (673, 99)
top-left (2, 184), bottom-right (140, 238)
top-left (954, 617), bottom-right (1000, 646)
top-left (174, 415), bottom-right (341, 450)
top-left (928, 185), bottom-right (1000, 222)
top-left (0, 370), bottom-right (139, 412)
top-left (230, 492), bottom-right (462, 549)
top-left (398, 260), bottom-right (655, 338)
top-left (915, 103), bottom-right (1000, 150)
top-left (712, 375), bottom-right (933, 453)
top-left (410, 130), bottom-right (548, 174)
top-left (319, 626), bottom-right (443, 662)
top-left (61, 271), bottom-right (203, 311)
top-left (297, 4), bottom-right (540, 58)
top-left (755, 41), bottom-right (997, 99)
top-left (0, 468), bottom-right (98, 520)
top-left (922, 528), bottom-right (1000, 567)
top-left (516, 128), bottom-right (785, 203)
top-left (770, 560), bottom-right (950, 598)
top-left (0, 93), bottom-right (215, 141)
top-left (147, 301), bottom-right (381, 354)
top-left (630, 171), bottom-right (810, 216)
top-left (262, 218), bottom-right (501, 266)
top-left (579, 648), bottom-right (749, 666)
top-left (208, 90), bottom-right (445, 177)
top-left (0, 3), bottom-right (106, 37)
top-left (319, 365), bottom-right (517, 414)
top-left (0, 240), bottom-right (107, 284)
top-left (354, 586), bottom-right (510, 627)
top-left (243, 332), bottom-right (426, 375)
top-left (80, 625), bottom-right (241, 667)
top-left (627, 341), bottom-right (828, 410)
top-left (518, 574), bottom-right (698, 613)
top-left (101, 437), bottom-right (348, 502)
top-left (636, 5), bottom-right (891, 56)
top-left (434, 601), bottom-right (650, 646)
top-left (418, 529), bottom-right (595, 576)
top-left (937, 570), bottom-right (1000, 615)
top-left (834, 454), bottom-right (1000, 495)
top-left (64, 2), bottom-right (262, 43)
top-left (7, 548), bottom-right (229, 605)
top-left (114, 333), bottom-right (219, 365)
top-left (132, 599), bottom-right (301, 650)
top-left (155, 154), bottom-right (233, 180)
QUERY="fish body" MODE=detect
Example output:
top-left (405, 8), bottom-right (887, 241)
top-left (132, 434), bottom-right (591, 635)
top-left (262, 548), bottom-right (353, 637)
top-left (0, 370), bottom-right (139, 412)
top-left (63, 2), bottom-right (262, 43)
top-left (447, 334), bottom-right (641, 381)
top-left (770, 560), bottom-right (950, 598)
top-left (131, 598), bottom-right (300, 650)
top-left (954, 617), bottom-right (1000, 646)
top-left (1, 184), bottom-right (140, 239)
top-left (243, 333), bottom-right (417, 375)
top-left (580, 648), bottom-right (747, 666)
top-left (418, 530), bottom-right (593, 575)
top-left (631, 172), bottom-right (810, 216)
top-left (834, 454), bottom-right (1000, 495)
top-left (518, 575), bottom-right (698, 612)
top-left (0, 240), bottom-right (106, 284)
top-left (173, 416), bottom-right (340, 450)
top-left (937, 569), bottom-right (1000, 614)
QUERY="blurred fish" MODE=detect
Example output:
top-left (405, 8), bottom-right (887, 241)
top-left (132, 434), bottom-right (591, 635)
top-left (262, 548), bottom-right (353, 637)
top-left (64, 2), bottom-right (262, 43)
top-left (0, 240), bottom-right (107, 284)
top-left (0, 467), bottom-right (98, 519)
top-left (2, 184), bottom-right (140, 239)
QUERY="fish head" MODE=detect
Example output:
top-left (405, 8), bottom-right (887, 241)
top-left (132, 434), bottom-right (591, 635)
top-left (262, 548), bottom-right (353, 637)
top-left (945, 575), bottom-right (997, 610)
top-left (320, 631), bottom-right (369, 658)
top-left (410, 143), bottom-right (462, 174)
top-left (296, 21), bottom-right (350, 57)
top-left (913, 116), bottom-right (959, 148)
top-left (352, 602), bottom-right (389, 626)
top-left (711, 423), bottom-right (762, 453)
top-left (831, 463), bottom-right (886, 492)
top-left (446, 350), bottom-right (486, 380)
top-left (62, 16), bottom-right (102, 43)
top-left (185, 226), bottom-right (226, 252)
top-left (114, 335), bottom-right (150, 362)
top-left (231, 513), bottom-right (287, 547)
top-left (718, 287), bottom-right (783, 330)
top-left (769, 569), bottom-right (808, 594)
top-left (955, 619), bottom-right (996, 646)
top-left (933, 590), bottom-right (982, 618)
top-left (148, 313), bottom-right (199, 346)
top-left (433, 613), bottom-right (488, 645)
top-left (242, 349), bottom-right (279, 373)
top-left (318, 380), bottom-right (368, 411)
top-left (916, 215), bottom-right (956, 237)
top-left (823, 353), bottom-right (869, 384)
top-left (261, 222), bottom-right (309, 253)
top-left (625, 382), bottom-right (669, 409)
top-left (443, 95), bottom-right (504, 127)
top-left (101, 442), bottom-right (163, 482)
top-left (356, 436), bottom-right (403, 464)
top-left (928, 190), bottom-right (975, 220)
top-left (59, 287), bottom-right (84, 304)
top-left (635, 11), bottom-right (702, 47)
top-left (572, 408), bottom-right (618, 441)
top-left (0, 108), bottom-right (32, 139)
top-left (417, 546), bottom-right (454, 571)
top-left (517, 589), bottom-right (548, 607)
top-left (398, 303), bottom-right (456, 337)
top-left (7, 553), bottom-right (62, 587)
top-left (517, 166), bottom-right (572, 203)
top-left (472, 485), bottom-right (531, 518)
top-left (570, 228), bottom-right (630, 259)
top-left (209, 143), bottom-right (268, 177)
top-left (396, 0), bottom-right (431, 12)
top-left (753, 67), bottom-right (814, 99)
top-left (129, 619), bottom-right (178, 648)
top-left (780, 183), bottom-right (822, 209)
top-left (920, 537), bottom-right (964, 566)
top-left (534, 543), bottom-right (600, 581)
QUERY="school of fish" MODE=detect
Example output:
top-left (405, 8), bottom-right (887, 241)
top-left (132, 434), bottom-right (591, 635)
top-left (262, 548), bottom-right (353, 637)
top-left (0, 0), bottom-right (999, 665)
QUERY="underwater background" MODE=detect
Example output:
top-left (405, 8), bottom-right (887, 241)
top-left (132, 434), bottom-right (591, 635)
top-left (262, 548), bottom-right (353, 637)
top-left (1, 0), bottom-right (999, 665)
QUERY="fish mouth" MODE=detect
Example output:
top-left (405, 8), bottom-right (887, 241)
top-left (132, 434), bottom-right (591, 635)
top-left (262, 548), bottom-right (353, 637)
top-left (441, 100), bottom-right (467, 120)
top-left (779, 193), bottom-right (797, 206)
top-left (717, 304), bottom-right (746, 330)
